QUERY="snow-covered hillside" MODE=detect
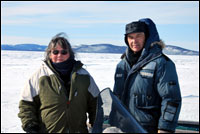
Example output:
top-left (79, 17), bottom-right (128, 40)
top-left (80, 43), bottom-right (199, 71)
top-left (1, 44), bottom-right (199, 55)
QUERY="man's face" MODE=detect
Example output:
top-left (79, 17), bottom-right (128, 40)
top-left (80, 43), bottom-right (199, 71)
top-left (127, 32), bottom-right (145, 53)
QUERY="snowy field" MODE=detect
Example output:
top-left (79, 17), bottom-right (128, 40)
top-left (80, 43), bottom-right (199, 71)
top-left (1, 50), bottom-right (199, 133)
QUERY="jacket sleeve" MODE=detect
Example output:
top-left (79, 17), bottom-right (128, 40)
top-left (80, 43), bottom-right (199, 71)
top-left (18, 98), bottom-right (40, 131)
top-left (18, 74), bottom-right (41, 131)
top-left (87, 94), bottom-right (98, 126)
top-left (87, 76), bottom-right (100, 126)
top-left (156, 57), bottom-right (182, 132)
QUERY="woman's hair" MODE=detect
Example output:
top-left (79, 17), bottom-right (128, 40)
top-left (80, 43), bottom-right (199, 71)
top-left (44, 32), bottom-right (75, 61)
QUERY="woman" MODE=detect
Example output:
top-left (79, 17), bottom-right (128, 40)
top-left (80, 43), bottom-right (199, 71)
top-left (18, 33), bottom-right (100, 133)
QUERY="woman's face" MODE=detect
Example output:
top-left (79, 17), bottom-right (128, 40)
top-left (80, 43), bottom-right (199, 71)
top-left (50, 44), bottom-right (70, 63)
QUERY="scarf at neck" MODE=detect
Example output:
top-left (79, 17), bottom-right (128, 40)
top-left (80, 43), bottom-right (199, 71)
top-left (126, 47), bottom-right (142, 67)
top-left (51, 57), bottom-right (76, 76)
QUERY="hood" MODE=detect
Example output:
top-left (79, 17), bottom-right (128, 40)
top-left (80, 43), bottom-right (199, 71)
top-left (139, 18), bottom-right (160, 51)
top-left (133, 18), bottom-right (163, 61)
top-left (121, 40), bottom-right (165, 60)
top-left (123, 18), bottom-right (164, 60)
top-left (150, 40), bottom-right (165, 50)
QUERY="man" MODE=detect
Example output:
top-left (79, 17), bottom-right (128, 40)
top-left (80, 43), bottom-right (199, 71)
top-left (113, 18), bottom-right (182, 133)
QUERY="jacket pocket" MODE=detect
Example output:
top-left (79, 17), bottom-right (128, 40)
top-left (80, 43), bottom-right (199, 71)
top-left (132, 94), bottom-right (158, 110)
top-left (130, 94), bottom-right (159, 124)
top-left (163, 101), bottom-right (179, 122)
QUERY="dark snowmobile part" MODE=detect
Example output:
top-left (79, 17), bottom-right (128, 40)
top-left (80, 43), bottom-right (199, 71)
top-left (92, 88), bottom-right (147, 133)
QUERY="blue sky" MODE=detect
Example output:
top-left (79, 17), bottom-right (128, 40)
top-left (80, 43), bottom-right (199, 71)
top-left (1, 1), bottom-right (199, 51)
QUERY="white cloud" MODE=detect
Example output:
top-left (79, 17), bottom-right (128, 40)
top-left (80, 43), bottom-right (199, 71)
top-left (1, 2), bottom-right (67, 17)
top-left (1, 35), bottom-right (49, 45)
top-left (1, 34), bottom-right (125, 47)
top-left (1, 18), bottom-right (39, 25)
top-left (1, 1), bottom-right (199, 25)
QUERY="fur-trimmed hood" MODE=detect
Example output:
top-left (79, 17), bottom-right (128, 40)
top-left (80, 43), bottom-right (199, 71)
top-left (121, 40), bottom-right (166, 59)
top-left (122, 18), bottom-right (165, 60)
top-left (150, 39), bottom-right (165, 50)
top-left (139, 18), bottom-right (163, 55)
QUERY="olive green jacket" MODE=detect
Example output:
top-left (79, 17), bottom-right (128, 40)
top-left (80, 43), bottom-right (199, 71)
top-left (18, 60), bottom-right (100, 133)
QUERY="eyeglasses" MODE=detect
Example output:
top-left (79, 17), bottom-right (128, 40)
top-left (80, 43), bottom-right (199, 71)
top-left (52, 50), bottom-right (68, 55)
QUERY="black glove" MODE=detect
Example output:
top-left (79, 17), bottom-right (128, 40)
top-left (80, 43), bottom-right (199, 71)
top-left (24, 123), bottom-right (39, 133)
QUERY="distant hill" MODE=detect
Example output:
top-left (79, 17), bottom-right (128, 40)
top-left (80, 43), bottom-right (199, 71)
top-left (73, 44), bottom-right (126, 53)
top-left (1, 43), bottom-right (199, 55)
top-left (1, 44), bottom-right (46, 51)
top-left (163, 45), bottom-right (199, 55)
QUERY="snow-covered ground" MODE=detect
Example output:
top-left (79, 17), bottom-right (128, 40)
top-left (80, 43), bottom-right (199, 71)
top-left (1, 50), bottom-right (199, 133)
